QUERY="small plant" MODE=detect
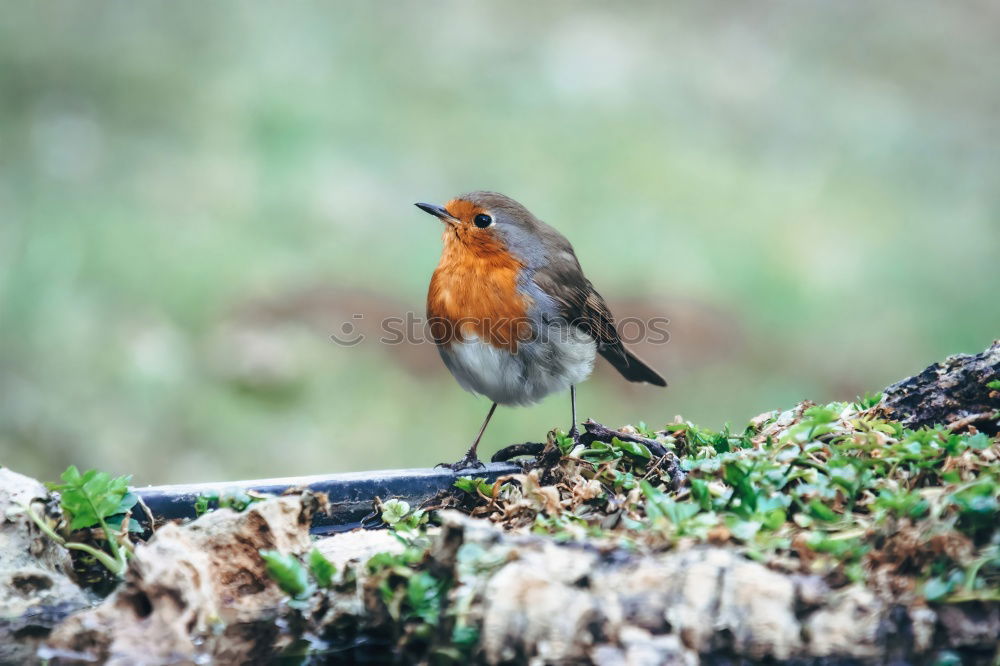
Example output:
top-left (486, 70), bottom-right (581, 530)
top-left (854, 392), bottom-right (883, 410)
top-left (380, 498), bottom-right (429, 533)
top-left (260, 547), bottom-right (337, 607)
top-left (308, 547), bottom-right (336, 588)
top-left (453, 477), bottom-right (496, 497)
top-left (577, 436), bottom-right (651, 463)
top-left (22, 465), bottom-right (139, 577)
top-left (453, 476), bottom-right (518, 503)
top-left (554, 430), bottom-right (576, 455)
top-left (194, 487), bottom-right (269, 516)
top-left (634, 421), bottom-right (658, 438)
top-left (260, 550), bottom-right (312, 600)
top-left (364, 545), bottom-right (452, 654)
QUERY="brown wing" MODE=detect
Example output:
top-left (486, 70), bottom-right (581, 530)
top-left (531, 251), bottom-right (667, 387)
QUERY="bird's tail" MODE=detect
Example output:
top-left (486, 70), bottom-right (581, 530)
top-left (599, 346), bottom-right (667, 387)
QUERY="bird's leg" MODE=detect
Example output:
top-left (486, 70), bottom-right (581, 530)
top-left (568, 385), bottom-right (580, 443)
top-left (438, 402), bottom-right (497, 471)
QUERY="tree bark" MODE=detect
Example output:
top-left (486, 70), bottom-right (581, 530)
top-left (883, 339), bottom-right (1000, 434)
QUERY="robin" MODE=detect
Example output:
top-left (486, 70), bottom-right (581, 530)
top-left (415, 191), bottom-right (666, 469)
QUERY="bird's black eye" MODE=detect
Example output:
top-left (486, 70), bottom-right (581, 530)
top-left (473, 213), bottom-right (493, 228)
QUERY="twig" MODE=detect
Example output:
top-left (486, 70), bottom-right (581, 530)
top-left (578, 419), bottom-right (668, 457)
top-left (491, 442), bottom-right (545, 462)
top-left (134, 493), bottom-right (156, 531)
top-left (580, 420), bottom-right (687, 490)
top-left (946, 412), bottom-right (999, 432)
top-left (492, 420), bottom-right (689, 489)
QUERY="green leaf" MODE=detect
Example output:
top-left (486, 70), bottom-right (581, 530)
top-left (690, 478), bottom-right (712, 510)
top-left (50, 466), bottom-right (134, 530)
top-left (756, 494), bottom-right (789, 513)
top-left (612, 470), bottom-right (637, 491)
top-left (943, 435), bottom-right (969, 456)
top-left (729, 519), bottom-right (762, 541)
top-left (761, 508), bottom-right (787, 531)
top-left (194, 491), bottom-right (218, 517)
top-left (308, 548), bottom-right (336, 588)
top-left (640, 480), bottom-right (700, 526)
top-left (219, 488), bottom-right (258, 512)
top-left (923, 575), bottom-right (955, 602)
top-left (786, 405), bottom-right (841, 442)
top-left (639, 479), bottom-right (669, 520)
top-left (635, 421), bottom-right (657, 438)
top-left (59, 465), bottom-right (82, 486)
top-left (941, 470), bottom-right (962, 484)
top-left (986, 380), bottom-right (1000, 391)
top-left (723, 462), bottom-right (759, 515)
top-left (711, 430), bottom-right (731, 454)
top-left (612, 437), bottom-right (651, 459)
top-left (453, 476), bottom-right (495, 497)
top-left (260, 550), bottom-right (311, 599)
top-left (803, 405), bottom-right (839, 424)
top-left (105, 515), bottom-right (143, 533)
top-left (115, 491), bottom-right (139, 515)
top-left (965, 432), bottom-right (991, 451)
top-left (367, 550), bottom-right (406, 573)
top-left (806, 499), bottom-right (838, 522)
top-left (828, 463), bottom-right (858, 492)
top-left (854, 392), bottom-right (883, 409)
top-left (666, 501), bottom-right (701, 525)
top-left (579, 440), bottom-right (620, 462)
top-left (406, 570), bottom-right (444, 625)
top-left (451, 624), bottom-right (479, 648)
top-left (555, 432), bottom-right (576, 455)
top-left (382, 499), bottom-right (410, 526)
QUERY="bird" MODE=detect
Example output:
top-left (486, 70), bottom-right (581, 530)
top-left (415, 191), bottom-right (666, 470)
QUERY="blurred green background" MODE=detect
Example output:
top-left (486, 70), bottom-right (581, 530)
top-left (2, 2), bottom-right (998, 484)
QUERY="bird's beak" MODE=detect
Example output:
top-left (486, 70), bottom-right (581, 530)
top-left (415, 202), bottom-right (458, 225)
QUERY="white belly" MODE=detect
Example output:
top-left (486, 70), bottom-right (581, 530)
top-left (439, 329), bottom-right (596, 406)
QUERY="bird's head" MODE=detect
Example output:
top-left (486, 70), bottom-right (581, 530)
top-left (415, 191), bottom-right (548, 265)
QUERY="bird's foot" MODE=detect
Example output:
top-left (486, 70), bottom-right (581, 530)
top-left (435, 452), bottom-right (486, 472)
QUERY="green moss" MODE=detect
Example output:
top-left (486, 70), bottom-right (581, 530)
top-left (445, 403), bottom-right (999, 603)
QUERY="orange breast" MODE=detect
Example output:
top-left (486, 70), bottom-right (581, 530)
top-left (427, 231), bottom-right (532, 353)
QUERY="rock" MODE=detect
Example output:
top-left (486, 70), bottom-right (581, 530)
top-left (0, 468), bottom-right (91, 664)
top-left (314, 527), bottom-right (404, 569)
top-left (936, 602), bottom-right (1000, 649)
top-left (45, 493), bottom-right (322, 665)
top-left (802, 586), bottom-right (884, 658)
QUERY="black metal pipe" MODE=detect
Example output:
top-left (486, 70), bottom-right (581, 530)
top-left (132, 463), bottom-right (520, 535)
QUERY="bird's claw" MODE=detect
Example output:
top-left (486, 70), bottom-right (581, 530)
top-left (435, 453), bottom-right (486, 472)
